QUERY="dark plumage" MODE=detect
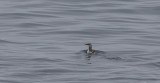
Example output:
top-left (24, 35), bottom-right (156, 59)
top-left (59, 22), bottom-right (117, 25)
top-left (85, 43), bottom-right (96, 54)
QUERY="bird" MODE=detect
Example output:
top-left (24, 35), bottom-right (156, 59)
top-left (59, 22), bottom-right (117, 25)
top-left (85, 43), bottom-right (96, 54)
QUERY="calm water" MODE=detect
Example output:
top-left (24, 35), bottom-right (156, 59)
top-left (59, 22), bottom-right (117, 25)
top-left (1, 0), bottom-right (160, 83)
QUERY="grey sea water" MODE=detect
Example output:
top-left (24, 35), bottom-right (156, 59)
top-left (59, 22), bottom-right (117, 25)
top-left (1, 0), bottom-right (160, 83)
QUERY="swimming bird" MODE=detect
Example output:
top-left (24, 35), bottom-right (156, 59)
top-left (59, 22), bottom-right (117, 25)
top-left (85, 43), bottom-right (96, 54)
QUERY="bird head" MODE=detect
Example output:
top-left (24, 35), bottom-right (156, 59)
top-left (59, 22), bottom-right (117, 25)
top-left (85, 43), bottom-right (92, 46)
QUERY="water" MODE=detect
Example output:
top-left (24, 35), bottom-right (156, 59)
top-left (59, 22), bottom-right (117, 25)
top-left (0, 0), bottom-right (160, 83)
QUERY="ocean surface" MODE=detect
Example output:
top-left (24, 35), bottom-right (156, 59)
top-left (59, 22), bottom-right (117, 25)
top-left (1, 0), bottom-right (160, 83)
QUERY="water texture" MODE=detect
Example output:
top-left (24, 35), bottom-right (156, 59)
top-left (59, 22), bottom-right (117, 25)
top-left (0, 0), bottom-right (160, 83)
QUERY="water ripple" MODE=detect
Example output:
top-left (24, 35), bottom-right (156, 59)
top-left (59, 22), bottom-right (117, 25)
top-left (0, 0), bottom-right (160, 82)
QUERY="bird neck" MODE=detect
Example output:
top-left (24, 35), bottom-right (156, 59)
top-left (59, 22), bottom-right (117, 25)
top-left (88, 45), bottom-right (92, 51)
